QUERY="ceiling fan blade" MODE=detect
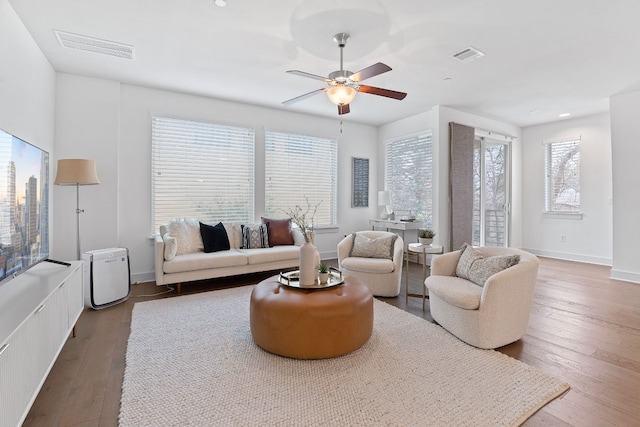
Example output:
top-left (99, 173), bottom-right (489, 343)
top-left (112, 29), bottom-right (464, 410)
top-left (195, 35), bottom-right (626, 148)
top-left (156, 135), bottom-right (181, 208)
top-left (282, 88), bottom-right (327, 105)
top-left (286, 70), bottom-right (331, 83)
top-left (358, 85), bottom-right (407, 100)
top-left (338, 103), bottom-right (350, 115)
top-left (350, 62), bottom-right (392, 82)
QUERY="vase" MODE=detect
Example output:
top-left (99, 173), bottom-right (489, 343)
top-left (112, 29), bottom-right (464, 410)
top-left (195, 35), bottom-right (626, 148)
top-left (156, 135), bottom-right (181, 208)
top-left (319, 272), bottom-right (329, 284)
top-left (299, 242), bottom-right (318, 286)
top-left (419, 237), bottom-right (433, 246)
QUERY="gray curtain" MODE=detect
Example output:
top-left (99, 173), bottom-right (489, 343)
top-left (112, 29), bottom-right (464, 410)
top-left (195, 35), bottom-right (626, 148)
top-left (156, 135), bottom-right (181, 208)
top-left (449, 122), bottom-right (475, 251)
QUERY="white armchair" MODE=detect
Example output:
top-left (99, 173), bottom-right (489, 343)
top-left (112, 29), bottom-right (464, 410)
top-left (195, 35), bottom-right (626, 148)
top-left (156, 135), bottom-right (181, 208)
top-left (337, 231), bottom-right (404, 297)
top-left (425, 247), bottom-right (539, 349)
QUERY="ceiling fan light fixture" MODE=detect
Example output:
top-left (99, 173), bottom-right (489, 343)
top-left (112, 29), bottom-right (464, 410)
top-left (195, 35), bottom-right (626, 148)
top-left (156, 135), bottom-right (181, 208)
top-left (327, 85), bottom-right (356, 105)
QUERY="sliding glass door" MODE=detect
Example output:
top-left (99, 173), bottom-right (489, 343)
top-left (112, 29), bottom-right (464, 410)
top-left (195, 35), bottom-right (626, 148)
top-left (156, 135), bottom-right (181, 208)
top-left (472, 137), bottom-right (511, 247)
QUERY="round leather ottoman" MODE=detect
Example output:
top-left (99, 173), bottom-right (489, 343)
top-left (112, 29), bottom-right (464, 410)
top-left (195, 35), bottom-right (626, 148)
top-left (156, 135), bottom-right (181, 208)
top-left (250, 275), bottom-right (373, 359)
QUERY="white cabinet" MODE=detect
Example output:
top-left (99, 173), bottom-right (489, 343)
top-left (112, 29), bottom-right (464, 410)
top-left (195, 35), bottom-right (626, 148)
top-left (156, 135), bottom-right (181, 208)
top-left (0, 261), bottom-right (83, 427)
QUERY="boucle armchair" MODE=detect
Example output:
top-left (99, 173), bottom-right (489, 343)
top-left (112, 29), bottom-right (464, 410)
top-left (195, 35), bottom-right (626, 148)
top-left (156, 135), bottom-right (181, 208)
top-left (425, 246), bottom-right (539, 349)
top-left (337, 231), bottom-right (404, 297)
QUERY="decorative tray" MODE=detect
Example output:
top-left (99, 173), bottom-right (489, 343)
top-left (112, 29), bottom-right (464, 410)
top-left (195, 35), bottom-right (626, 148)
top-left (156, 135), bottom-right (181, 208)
top-left (278, 267), bottom-right (344, 289)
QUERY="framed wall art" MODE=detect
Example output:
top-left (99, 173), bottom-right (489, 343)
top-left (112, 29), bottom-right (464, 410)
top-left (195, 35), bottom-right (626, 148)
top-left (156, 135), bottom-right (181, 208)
top-left (351, 157), bottom-right (369, 208)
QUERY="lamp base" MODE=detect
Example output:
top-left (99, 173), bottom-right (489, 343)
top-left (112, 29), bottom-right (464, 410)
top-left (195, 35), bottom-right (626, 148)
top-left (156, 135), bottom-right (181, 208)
top-left (379, 206), bottom-right (393, 220)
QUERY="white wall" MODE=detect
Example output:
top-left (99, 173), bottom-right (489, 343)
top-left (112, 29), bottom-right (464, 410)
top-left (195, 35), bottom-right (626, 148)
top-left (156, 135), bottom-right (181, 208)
top-left (53, 75), bottom-right (120, 261)
top-left (53, 75), bottom-right (379, 282)
top-left (610, 91), bottom-right (640, 283)
top-left (0, 0), bottom-right (56, 248)
top-left (521, 113), bottom-right (613, 265)
top-left (378, 106), bottom-right (522, 251)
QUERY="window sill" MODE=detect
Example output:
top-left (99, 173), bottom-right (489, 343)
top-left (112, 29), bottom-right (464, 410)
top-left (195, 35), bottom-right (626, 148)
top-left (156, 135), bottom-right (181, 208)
top-left (543, 212), bottom-right (583, 220)
top-left (313, 226), bottom-right (340, 234)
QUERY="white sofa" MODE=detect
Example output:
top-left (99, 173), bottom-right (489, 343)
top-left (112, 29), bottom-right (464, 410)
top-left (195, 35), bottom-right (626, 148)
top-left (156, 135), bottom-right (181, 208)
top-left (155, 220), bottom-right (304, 292)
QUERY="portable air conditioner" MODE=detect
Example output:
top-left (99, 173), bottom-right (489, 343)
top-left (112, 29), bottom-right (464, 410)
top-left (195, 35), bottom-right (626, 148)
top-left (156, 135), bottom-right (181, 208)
top-left (83, 247), bottom-right (131, 309)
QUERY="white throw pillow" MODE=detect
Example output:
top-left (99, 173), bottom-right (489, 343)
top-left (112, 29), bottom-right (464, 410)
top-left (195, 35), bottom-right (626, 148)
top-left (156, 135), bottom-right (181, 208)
top-left (455, 243), bottom-right (520, 286)
top-left (163, 233), bottom-right (178, 260)
top-left (349, 233), bottom-right (397, 259)
top-left (167, 218), bottom-right (204, 255)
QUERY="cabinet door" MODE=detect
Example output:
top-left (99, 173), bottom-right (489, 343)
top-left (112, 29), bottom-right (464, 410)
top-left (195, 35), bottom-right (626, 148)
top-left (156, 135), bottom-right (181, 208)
top-left (65, 266), bottom-right (84, 328)
top-left (0, 306), bottom-right (48, 427)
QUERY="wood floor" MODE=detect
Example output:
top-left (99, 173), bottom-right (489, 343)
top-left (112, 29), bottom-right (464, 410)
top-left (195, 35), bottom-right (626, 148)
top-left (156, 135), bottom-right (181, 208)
top-left (22, 257), bottom-right (640, 426)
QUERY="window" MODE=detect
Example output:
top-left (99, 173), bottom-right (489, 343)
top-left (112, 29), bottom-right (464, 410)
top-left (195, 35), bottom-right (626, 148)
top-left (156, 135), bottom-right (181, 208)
top-left (544, 137), bottom-right (580, 213)
top-left (264, 131), bottom-right (337, 227)
top-left (151, 116), bottom-right (255, 233)
top-left (385, 133), bottom-right (433, 226)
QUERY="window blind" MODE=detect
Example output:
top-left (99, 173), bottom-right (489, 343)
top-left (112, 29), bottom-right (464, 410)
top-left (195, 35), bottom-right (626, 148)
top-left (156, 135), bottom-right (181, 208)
top-left (385, 133), bottom-right (433, 226)
top-left (151, 116), bottom-right (255, 233)
top-left (264, 130), bottom-right (337, 227)
top-left (544, 138), bottom-right (580, 212)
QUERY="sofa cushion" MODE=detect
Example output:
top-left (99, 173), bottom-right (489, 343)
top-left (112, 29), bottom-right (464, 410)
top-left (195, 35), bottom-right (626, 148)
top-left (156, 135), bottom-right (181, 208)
top-left (163, 233), bottom-right (178, 260)
top-left (349, 233), bottom-right (397, 259)
top-left (199, 221), bottom-right (231, 253)
top-left (238, 245), bottom-right (300, 265)
top-left (291, 227), bottom-right (305, 246)
top-left (426, 276), bottom-right (482, 310)
top-left (261, 217), bottom-right (294, 246)
top-left (456, 243), bottom-right (520, 286)
top-left (167, 218), bottom-right (204, 255)
top-left (163, 250), bottom-right (247, 274)
top-left (241, 224), bottom-right (270, 249)
top-left (341, 257), bottom-right (395, 274)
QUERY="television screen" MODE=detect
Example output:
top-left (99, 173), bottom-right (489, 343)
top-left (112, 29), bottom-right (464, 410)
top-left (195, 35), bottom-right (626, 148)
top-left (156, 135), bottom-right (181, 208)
top-left (0, 128), bottom-right (49, 285)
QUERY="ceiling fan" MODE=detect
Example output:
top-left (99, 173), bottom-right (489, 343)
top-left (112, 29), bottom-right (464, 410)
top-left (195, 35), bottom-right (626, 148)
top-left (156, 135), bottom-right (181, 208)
top-left (282, 33), bottom-right (407, 115)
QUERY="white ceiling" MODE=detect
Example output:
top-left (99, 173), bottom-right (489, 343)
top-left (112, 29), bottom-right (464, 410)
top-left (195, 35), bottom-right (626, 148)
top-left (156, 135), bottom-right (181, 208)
top-left (9, 0), bottom-right (640, 127)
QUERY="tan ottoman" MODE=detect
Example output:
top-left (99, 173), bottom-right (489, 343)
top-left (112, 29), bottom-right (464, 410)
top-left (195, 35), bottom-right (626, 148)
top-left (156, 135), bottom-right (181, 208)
top-left (250, 275), bottom-right (374, 359)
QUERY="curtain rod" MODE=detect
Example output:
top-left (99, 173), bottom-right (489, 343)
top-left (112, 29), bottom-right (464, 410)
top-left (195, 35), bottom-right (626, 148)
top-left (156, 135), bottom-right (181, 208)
top-left (451, 122), bottom-right (517, 140)
top-left (475, 127), bottom-right (517, 140)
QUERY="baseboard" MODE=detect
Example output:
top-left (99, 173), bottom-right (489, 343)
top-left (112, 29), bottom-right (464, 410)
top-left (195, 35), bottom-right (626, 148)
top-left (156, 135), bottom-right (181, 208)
top-left (131, 271), bottom-right (155, 284)
top-left (319, 250), bottom-right (338, 261)
top-left (523, 248), bottom-right (612, 266)
top-left (610, 269), bottom-right (640, 284)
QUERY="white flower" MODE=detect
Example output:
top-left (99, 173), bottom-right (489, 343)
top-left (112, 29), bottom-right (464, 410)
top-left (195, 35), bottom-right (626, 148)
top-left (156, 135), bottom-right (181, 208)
top-left (283, 197), bottom-right (322, 243)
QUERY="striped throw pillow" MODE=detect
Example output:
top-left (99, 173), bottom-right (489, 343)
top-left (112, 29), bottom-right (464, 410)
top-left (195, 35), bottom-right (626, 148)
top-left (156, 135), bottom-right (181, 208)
top-left (240, 224), bottom-right (270, 249)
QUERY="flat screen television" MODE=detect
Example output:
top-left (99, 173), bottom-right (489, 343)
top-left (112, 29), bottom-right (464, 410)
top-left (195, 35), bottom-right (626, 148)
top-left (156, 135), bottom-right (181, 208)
top-left (0, 127), bottom-right (50, 286)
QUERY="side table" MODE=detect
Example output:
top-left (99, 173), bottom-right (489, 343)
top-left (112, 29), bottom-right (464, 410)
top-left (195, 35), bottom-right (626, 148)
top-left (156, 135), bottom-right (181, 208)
top-left (405, 243), bottom-right (444, 310)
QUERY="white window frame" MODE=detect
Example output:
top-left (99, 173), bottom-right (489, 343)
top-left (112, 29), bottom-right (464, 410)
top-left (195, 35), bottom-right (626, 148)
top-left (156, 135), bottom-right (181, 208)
top-left (151, 116), bottom-right (255, 233)
top-left (472, 135), bottom-right (511, 247)
top-left (384, 132), bottom-right (433, 227)
top-left (543, 137), bottom-right (581, 217)
top-left (264, 130), bottom-right (338, 228)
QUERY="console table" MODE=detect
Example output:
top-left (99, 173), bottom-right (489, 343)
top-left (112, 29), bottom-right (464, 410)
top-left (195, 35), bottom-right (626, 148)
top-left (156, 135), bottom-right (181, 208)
top-left (369, 219), bottom-right (424, 242)
top-left (0, 261), bottom-right (83, 427)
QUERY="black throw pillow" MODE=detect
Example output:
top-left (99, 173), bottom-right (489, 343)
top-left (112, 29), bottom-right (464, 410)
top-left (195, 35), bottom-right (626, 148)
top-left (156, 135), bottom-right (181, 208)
top-left (199, 221), bottom-right (231, 253)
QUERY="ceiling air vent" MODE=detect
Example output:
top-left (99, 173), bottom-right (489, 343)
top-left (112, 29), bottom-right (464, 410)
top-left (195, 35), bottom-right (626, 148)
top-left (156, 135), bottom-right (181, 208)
top-left (54, 30), bottom-right (134, 60)
top-left (452, 46), bottom-right (484, 63)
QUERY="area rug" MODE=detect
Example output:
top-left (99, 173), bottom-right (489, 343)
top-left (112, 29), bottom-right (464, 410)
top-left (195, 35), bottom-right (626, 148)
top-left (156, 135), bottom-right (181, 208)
top-left (120, 285), bottom-right (569, 427)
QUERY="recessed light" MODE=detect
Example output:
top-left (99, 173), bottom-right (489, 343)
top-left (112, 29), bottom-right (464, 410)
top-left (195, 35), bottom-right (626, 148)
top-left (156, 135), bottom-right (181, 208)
top-left (214, 0), bottom-right (227, 7)
top-left (559, 113), bottom-right (571, 118)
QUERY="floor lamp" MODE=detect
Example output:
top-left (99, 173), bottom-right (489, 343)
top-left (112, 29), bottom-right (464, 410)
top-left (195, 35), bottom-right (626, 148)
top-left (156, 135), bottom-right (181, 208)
top-left (54, 159), bottom-right (100, 260)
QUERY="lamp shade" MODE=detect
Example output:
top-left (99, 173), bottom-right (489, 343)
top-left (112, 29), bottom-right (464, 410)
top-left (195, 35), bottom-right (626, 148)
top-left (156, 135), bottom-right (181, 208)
top-left (54, 159), bottom-right (100, 185)
top-left (326, 85), bottom-right (356, 105)
top-left (378, 190), bottom-right (391, 206)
